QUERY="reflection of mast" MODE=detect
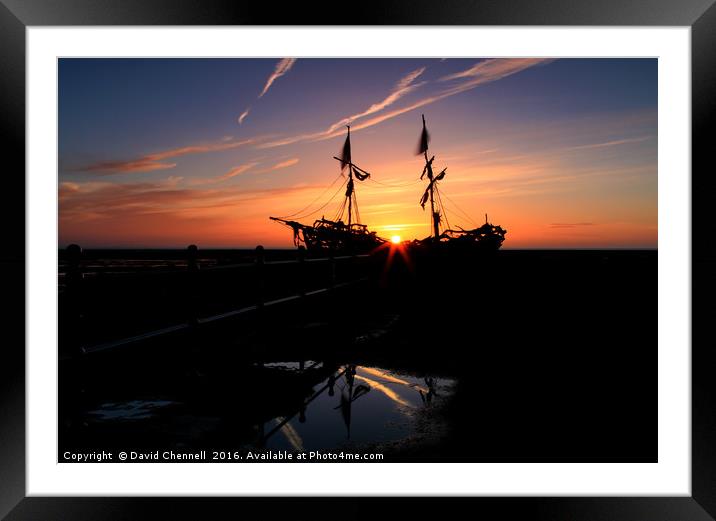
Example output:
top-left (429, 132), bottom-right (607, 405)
top-left (417, 115), bottom-right (446, 243)
top-left (342, 366), bottom-right (355, 439)
top-left (334, 365), bottom-right (371, 440)
top-left (261, 365), bottom-right (349, 445)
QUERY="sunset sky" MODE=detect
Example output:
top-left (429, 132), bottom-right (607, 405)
top-left (58, 58), bottom-right (657, 248)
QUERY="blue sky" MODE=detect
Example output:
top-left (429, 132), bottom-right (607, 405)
top-left (58, 58), bottom-right (657, 248)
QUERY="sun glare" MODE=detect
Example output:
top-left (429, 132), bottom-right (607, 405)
top-left (391, 235), bottom-right (402, 244)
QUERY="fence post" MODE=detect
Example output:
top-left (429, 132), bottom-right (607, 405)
top-left (187, 244), bottom-right (198, 272)
top-left (66, 243), bottom-right (83, 298)
top-left (297, 245), bottom-right (306, 297)
top-left (187, 244), bottom-right (199, 324)
top-left (255, 245), bottom-right (265, 308)
top-left (329, 247), bottom-right (336, 290)
top-left (65, 244), bottom-right (83, 355)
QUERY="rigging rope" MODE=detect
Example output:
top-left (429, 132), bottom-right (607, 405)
top-left (274, 173), bottom-right (345, 220)
top-left (289, 177), bottom-right (348, 222)
top-left (368, 177), bottom-right (422, 188)
top-left (439, 188), bottom-right (479, 228)
top-left (434, 185), bottom-right (451, 232)
top-left (352, 192), bottom-right (361, 224)
top-left (333, 193), bottom-right (348, 222)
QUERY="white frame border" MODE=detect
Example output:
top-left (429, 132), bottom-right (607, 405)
top-left (27, 26), bottom-right (690, 496)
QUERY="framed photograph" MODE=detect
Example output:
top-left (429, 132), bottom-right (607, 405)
top-left (1, 0), bottom-right (712, 518)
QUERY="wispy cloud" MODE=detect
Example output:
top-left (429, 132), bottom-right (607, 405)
top-left (200, 157), bottom-right (299, 182)
top-left (237, 59), bottom-right (297, 125)
top-left (75, 137), bottom-right (259, 175)
top-left (74, 159), bottom-right (178, 174)
top-left (238, 107), bottom-right (251, 125)
top-left (259, 59), bottom-right (552, 149)
top-left (440, 58), bottom-right (553, 82)
top-left (259, 58), bottom-right (297, 98)
top-left (78, 60), bottom-right (550, 177)
top-left (221, 163), bottom-right (256, 179)
top-left (566, 136), bottom-right (653, 151)
top-left (550, 222), bottom-right (595, 228)
top-left (59, 179), bottom-right (323, 223)
top-left (324, 67), bottom-right (427, 134)
top-left (271, 158), bottom-right (299, 170)
top-left (190, 162), bottom-right (259, 185)
top-left (337, 59), bottom-right (553, 137)
top-left (256, 67), bottom-right (428, 148)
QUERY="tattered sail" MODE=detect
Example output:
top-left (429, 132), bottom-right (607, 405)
top-left (417, 115), bottom-right (443, 241)
top-left (420, 168), bottom-right (446, 209)
top-left (414, 114), bottom-right (506, 250)
top-left (417, 114), bottom-right (430, 155)
top-left (270, 126), bottom-right (385, 254)
top-left (340, 126), bottom-right (351, 172)
top-left (337, 126), bottom-right (370, 186)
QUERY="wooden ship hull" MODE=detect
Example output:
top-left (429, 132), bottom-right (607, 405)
top-left (271, 126), bottom-right (386, 256)
top-left (270, 216), bottom-right (385, 255)
top-left (414, 114), bottom-right (508, 253)
top-left (414, 221), bottom-right (507, 252)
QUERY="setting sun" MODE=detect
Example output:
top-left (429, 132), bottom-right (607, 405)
top-left (58, 58), bottom-right (657, 249)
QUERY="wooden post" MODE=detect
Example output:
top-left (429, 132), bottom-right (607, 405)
top-left (297, 245), bottom-right (306, 297)
top-left (65, 244), bottom-right (83, 356)
top-left (65, 243), bottom-right (83, 301)
top-left (186, 244), bottom-right (199, 324)
top-left (187, 244), bottom-right (198, 272)
top-left (329, 248), bottom-right (336, 290)
top-left (255, 245), bottom-right (265, 308)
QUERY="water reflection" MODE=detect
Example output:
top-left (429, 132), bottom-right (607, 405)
top-left (88, 400), bottom-right (177, 421)
top-left (260, 365), bottom-right (453, 451)
top-left (72, 363), bottom-right (454, 454)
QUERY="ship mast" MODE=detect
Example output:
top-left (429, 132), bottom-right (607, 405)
top-left (347, 128), bottom-right (353, 227)
top-left (333, 126), bottom-right (370, 227)
top-left (418, 114), bottom-right (446, 243)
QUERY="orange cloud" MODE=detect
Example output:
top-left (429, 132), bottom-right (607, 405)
top-left (271, 158), bottom-right (299, 170)
top-left (188, 162), bottom-right (259, 186)
top-left (59, 179), bottom-right (325, 222)
top-left (549, 222), bottom-right (595, 228)
top-left (58, 178), bottom-right (335, 247)
top-left (221, 163), bottom-right (257, 179)
top-left (75, 159), bottom-right (177, 174)
top-left (76, 137), bottom-right (259, 174)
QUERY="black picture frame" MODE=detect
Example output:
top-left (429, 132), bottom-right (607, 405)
top-left (1, 1), bottom-right (712, 518)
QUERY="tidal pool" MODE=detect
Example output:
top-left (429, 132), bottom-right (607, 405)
top-left (71, 363), bottom-right (455, 456)
top-left (260, 365), bottom-right (454, 452)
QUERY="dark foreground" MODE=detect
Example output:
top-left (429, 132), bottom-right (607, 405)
top-left (59, 249), bottom-right (656, 462)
